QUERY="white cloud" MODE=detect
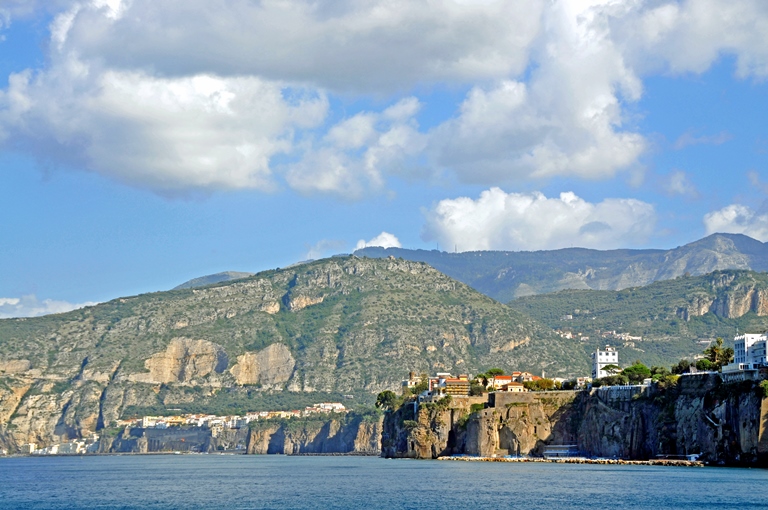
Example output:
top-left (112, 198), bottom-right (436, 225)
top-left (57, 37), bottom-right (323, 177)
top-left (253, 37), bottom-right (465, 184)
top-left (674, 131), bottom-right (732, 150)
top-left (703, 203), bottom-right (768, 241)
top-left (0, 59), bottom-right (328, 193)
top-left (430, 2), bottom-right (646, 184)
top-left (422, 188), bottom-right (656, 251)
top-left (303, 239), bottom-right (347, 260)
top-left (3, 1), bottom-right (768, 195)
top-left (0, 295), bottom-right (97, 319)
top-left (661, 170), bottom-right (698, 197)
top-left (54, 0), bottom-right (543, 93)
top-left (286, 98), bottom-right (426, 198)
top-left (355, 232), bottom-right (402, 250)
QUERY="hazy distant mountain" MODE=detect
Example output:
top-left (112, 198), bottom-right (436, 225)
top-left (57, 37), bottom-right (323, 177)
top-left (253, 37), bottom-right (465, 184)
top-left (355, 233), bottom-right (768, 302)
top-left (173, 271), bottom-right (255, 290)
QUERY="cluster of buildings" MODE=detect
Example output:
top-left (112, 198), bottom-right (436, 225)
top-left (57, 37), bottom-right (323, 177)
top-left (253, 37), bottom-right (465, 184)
top-left (20, 433), bottom-right (101, 456)
top-left (119, 402), bottom-right (348, 432)
top-left (402, 370), bottom-right (563, 398)
top-left (12, 403), bottom-right (347, 456)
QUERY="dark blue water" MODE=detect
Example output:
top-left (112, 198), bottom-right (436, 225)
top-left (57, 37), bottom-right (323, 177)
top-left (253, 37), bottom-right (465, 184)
top-left (1, 455), bottom-right (767, 509)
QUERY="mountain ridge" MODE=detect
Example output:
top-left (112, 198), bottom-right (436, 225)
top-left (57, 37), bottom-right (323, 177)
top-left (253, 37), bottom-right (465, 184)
top-left (355, 233), bottom-right (768, 302)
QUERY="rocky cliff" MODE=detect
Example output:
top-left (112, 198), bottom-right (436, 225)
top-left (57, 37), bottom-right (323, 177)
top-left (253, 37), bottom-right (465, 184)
top-left (383, 376), bottom-right (768, 466)
top-left (2, 256), bottom-right (580, 451)
top-left (246, 413), bottom-right (382, 455)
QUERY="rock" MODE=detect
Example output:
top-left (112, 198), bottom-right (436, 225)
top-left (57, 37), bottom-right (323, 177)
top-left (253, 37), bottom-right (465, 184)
top-left (0, 360), bottom-right (31, 374)
top-left (130, 338), bottom-right (228, 384)
top-left (230, 343), bottom-right (295, 386)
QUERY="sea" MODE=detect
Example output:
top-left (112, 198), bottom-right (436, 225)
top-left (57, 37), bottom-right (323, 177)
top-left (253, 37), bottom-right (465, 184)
top-left (1, 455), bottom-right (767, 510)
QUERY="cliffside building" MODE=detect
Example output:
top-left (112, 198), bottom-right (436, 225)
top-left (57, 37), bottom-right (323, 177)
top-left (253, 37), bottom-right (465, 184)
top-left (722, 334), bottom-right (767, 374)
top-left (591, 346), bottom-right (619, 379)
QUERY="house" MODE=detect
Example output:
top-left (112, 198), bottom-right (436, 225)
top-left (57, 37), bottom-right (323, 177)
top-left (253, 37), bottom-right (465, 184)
top-left (500, 382), bottom-right (526, 392)
top-left (591, 345), bottom-right (619, 379)
top-left (488, 374), bottom-right (514, 390)
top-left (722, 334), bottom-right (768, 374)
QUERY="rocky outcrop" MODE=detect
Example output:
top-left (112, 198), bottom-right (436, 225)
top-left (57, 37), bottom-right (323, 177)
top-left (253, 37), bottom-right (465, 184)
top-left (383, 377), bottom-right (768, 466)
top-left (230, 344), bottom-right (295, 386)
top-left (0, 360), bottom-right (31, 374)
top-left (130, 338), bottom-right (228, 384)
top-left (381, 397), bottom-right (486, 459)
top-left (246, 414), bottom-right (382, 455)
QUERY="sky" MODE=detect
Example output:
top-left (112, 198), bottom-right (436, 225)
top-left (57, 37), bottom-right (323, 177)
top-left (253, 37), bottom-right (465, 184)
top-left (1, 0), bottom-right (768, 317)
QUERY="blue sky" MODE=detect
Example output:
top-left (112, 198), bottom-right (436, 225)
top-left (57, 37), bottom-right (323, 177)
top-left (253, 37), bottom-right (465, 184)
top-left (1, 0), bottom-right (768, 316)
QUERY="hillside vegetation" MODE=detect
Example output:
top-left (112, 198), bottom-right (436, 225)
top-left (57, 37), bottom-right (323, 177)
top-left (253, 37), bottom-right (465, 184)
top-left (0, 256), bottom-right (584, 448)
top-left (508, 270), bottom-right (768, 367)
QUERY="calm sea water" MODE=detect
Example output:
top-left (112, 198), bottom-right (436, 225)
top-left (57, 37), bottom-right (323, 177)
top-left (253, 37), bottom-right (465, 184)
top-left (0, 455), bottom-right (766, 510)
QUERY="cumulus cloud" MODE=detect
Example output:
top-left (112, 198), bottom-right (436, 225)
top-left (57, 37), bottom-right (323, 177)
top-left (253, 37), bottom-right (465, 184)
top-left (422, 188), bottom-right (656, 251)
top-left (431, 2), bottom-right (646, 184)
top-left (286, 98), bottom-right (426, 198)
top-left (3, 1), bottom-right (768, 195)
top-left (355, 232), bottom-right (402, 250)
top-left (54, 0), bottom-right (542, 93)
top-left (0, 60), bottom-right (328, 193)
top-left (0, 295), bottom-right (97, 319)
top-left (703, 203), bottom-right (768, 241)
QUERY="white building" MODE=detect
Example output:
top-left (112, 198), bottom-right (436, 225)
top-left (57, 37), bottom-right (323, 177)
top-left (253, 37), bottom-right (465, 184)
top-left (591, 346), bottom-right (619, 379)
top-left (722, 334), bottom-right (767, 373)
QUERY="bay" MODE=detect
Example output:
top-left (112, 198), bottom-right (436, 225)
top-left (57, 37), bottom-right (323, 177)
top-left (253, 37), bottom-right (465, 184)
top-left (1, 455), bottom-right (766, 510)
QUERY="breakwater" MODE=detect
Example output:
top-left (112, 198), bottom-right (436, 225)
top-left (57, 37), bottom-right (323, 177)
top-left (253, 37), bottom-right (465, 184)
top-left (436, 456), bottom-right (704, 467)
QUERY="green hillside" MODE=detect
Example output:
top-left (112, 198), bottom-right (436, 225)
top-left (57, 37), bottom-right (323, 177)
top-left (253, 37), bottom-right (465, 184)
top-left (0, 256), bottom-right (587, 447)
top-left (508, 270), bottom-right (768, 367)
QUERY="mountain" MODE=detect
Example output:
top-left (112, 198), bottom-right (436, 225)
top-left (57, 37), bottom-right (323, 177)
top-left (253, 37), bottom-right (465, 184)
top-left (0, 256), bottom-right (584, 449)
top-left (508, 269), bottom-right (768, 367)
top-left (355, 233), bottom-right (768, 302)
top-left (173, 271), bottom-right (255, 290)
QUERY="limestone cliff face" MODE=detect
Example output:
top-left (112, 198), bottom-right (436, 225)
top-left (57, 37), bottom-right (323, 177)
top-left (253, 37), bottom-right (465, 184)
top-left (246, 414), bottom-right (382, 455)
top-left (675, 274), bottom-right (768, 320)
top-left (129, 338), bottom-right (228, 384)
top-left (230, 344), bottom-right (295, 386)
top-left (380, 397), bottom-right (485, 459)
top-left (383, 377), bottom-right (768, 466)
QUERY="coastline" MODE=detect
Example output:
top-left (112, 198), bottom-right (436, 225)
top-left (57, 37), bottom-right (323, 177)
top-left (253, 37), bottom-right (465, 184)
top-left (437, 456), bottom-right (705, 467)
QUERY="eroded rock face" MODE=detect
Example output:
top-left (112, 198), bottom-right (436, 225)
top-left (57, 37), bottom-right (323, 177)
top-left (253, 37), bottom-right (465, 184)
top-left (246, 415), bottom-right (382, 455)
top-left (230, 343), bottom-right (295, 386)
top-left (132, 338), bottom-right (228, 384)
top-left (286, 295), bottom-right (324, 312)
top-left (0, 360), bottom-right (31, 374)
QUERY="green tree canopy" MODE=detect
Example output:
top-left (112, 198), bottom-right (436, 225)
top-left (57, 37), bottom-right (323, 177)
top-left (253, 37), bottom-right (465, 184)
top-left (622, 362), bottom-right (651, 384)
top-left (375, 390), bottom-right (401, 411)
top-left (486, 368), bottom-right (505, 376)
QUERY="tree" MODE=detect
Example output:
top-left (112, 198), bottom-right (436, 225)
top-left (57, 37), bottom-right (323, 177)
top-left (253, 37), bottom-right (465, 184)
top-left (412, 374), bottom-right (429, 395)
top-left (469, 383), bottom-right (487, 396)
top-left (622, 362), bottom-right (651, 384)
top-left (695, 358), bottom-right (713, 371)
top-left (650, 365), bottom-right (670, 381)
top-left (486, 368), bottom-right (505, 376)
top-left (375, 391), bottom-right (401, 411)
top-left (602, 364), bottom-right (621, 376)
top-left (671, 359), bottom-right (693, 375)
top-left (702, 338), bottom-right (734, 370)
top-left (523, 378), bottom-right (555, 391)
